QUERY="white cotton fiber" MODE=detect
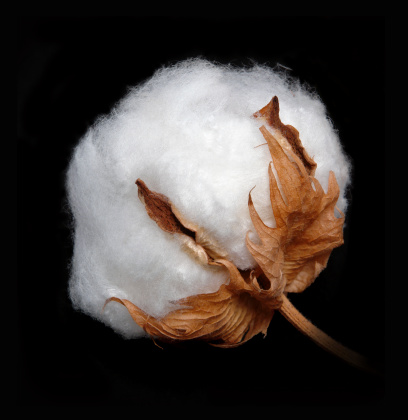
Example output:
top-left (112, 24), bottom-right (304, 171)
top-left (66, 58), bottom-right (351, 338)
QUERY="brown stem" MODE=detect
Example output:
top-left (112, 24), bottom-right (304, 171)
top-left (279, 294), bottom-right (380, 376)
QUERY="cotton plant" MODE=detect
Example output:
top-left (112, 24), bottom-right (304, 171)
top-left (66, 59), bottom-right (375, 373)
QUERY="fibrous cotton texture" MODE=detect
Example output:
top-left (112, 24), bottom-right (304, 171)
top-left (67, 59), bottom-right (351, 339)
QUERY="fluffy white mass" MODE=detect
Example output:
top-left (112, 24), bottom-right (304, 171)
top-left (66, 58), bottom-right (351, 338)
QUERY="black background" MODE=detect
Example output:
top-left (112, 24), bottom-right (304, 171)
top-left (18, 16), bottom-right (387, 409)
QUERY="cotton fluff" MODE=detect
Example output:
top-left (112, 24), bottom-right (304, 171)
top-left (66, 58), bottom-right (351, 338)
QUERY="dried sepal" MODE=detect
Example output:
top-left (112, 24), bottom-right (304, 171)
top-left (247, 126), bottom-right (344, 293)
top-left (136, 178), bottom-right (228, 264)
top-left (136, 178), bottom-right (196, 238)
top-left (104, 259), bottom-right (279, 347)
top-left (253, 96), bottom-right (317, 176)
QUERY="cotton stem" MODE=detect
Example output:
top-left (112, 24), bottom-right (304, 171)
top-left (279, 294), bottom-right (381, 376)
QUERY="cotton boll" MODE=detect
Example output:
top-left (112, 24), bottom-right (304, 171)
top-left (66, 58), bottom-right (351, 338)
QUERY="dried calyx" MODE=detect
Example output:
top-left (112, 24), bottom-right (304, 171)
top-left (105, 96), bottom-right (376, 374)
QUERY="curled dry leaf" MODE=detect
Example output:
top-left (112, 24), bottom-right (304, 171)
top-left (253, 95), bottom-right (317, 176)
top-left (104, 259), bottom-right (280, 348)
top-left (104, 97), bottom-right (375, 373)
top-left (136, 179), bottom-right (229, 265)
top-left (247, 126), bottom-right (344, 293)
